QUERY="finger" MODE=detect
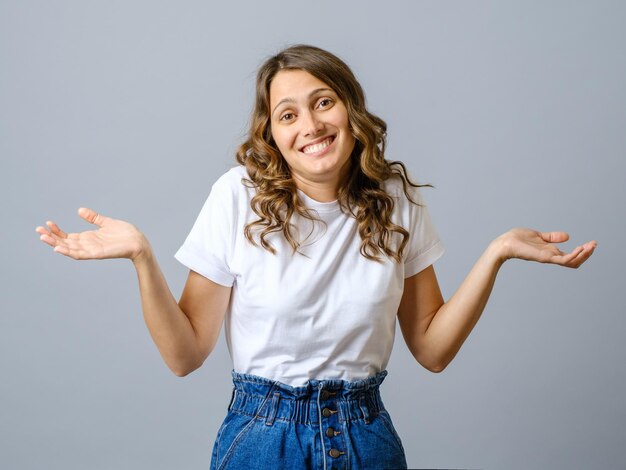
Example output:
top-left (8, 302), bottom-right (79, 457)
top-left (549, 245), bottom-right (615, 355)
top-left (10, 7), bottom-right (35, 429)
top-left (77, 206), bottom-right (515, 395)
top-left (541, 231), bottom-right (569, 244)
top-left (38, 229), bottom-right (78, 250)
top-left (53, 245), bottom-right (68, 255)
top-left (53, 241), bottom-right (90, 259)
top-left (557, 243), bottom-right (595, 268)
top-left (39, 233), bottom-right (73, 252)
top-left (560, 240), bottom-right (597, 265)
top-left (39, 232), bottom-right (57, 247)
top-left (567, 248), bottom-right (591, 269)
top-left (53, 245), bottom-right (81, 258)
top-left (584, 240), bottom-right (598, 250)
top-left (571, 243), bottom-right (597, 268)
top-left (46, 220), bottom-right (68, 238)
top-left (548, 245), bottom-right (584, 266)
top-left (36, 225), bottom-right (64, 243)
top-left (78, 207), bottom-right (107, 227)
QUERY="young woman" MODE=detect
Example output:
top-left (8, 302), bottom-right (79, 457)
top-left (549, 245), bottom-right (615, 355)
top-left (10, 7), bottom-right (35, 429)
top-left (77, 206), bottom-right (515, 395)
top-left (36, 45), bottom-right (597, 469)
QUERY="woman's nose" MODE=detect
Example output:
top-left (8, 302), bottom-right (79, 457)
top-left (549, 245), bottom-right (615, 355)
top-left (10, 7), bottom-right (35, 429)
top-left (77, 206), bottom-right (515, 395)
top-left (301, 111), bottom-right (324, 136)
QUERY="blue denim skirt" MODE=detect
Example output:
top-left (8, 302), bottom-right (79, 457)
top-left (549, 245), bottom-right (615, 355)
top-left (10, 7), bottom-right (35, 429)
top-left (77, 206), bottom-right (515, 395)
top-left (210, 370), bottom-right (407, 470)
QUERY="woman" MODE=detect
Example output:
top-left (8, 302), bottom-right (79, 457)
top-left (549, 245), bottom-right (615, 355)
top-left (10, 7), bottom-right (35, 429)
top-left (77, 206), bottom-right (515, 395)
top-left (36, 45), bottom-right (597, 469)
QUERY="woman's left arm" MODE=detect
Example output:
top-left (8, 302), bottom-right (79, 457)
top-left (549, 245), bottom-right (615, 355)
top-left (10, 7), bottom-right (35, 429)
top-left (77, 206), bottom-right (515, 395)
top-left (397, 229), bottom-right (597, 373)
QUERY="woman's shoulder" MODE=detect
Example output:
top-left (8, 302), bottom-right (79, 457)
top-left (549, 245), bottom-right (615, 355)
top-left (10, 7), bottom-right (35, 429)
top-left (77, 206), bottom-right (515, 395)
top-left (213, 164), bottom-right (249, 187)
top-left (382, 173), bottom-right (404, 196)
top-left (200, 165), bottom-right (254, 213)
top-left (210, 165), bottom-right (254, 196)
top-left (382, 172), bottom-right (425, 205)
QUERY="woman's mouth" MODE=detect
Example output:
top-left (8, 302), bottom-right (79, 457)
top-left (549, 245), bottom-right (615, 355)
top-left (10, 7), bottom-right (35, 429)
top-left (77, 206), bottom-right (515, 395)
top-left (300, 136), bottom-right (335, 155)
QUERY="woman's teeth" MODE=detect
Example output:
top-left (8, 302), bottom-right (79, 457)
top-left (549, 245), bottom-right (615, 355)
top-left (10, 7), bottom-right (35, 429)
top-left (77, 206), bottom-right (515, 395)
top-left (302, 137), bottom-right (333, 154)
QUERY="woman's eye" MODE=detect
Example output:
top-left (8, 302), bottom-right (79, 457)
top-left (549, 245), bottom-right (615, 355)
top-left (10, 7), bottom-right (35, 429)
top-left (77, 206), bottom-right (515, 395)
top-left (280, 113), bottom-right (294, 121)
top-left (318, 98), bottom-right (333, 108)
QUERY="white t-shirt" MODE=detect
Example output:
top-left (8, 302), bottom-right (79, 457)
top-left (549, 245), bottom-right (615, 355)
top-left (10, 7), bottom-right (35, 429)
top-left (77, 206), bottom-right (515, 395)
top-left (175, 165), bottom-right (444, 386)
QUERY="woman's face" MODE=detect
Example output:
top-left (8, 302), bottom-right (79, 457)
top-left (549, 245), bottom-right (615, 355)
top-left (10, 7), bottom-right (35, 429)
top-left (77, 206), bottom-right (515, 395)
top-left (269, 69), bottom-right (356, 201)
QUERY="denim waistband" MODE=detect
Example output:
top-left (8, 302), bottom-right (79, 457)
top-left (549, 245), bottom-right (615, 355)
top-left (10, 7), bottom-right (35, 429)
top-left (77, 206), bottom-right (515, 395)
top-left (228, 370), bottom-right (388, 425)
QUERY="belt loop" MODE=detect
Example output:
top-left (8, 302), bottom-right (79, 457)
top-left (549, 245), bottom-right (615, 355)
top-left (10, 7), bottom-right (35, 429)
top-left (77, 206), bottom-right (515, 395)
top-left (359, 395), bottom-right (371, 424)
top-left (265, 391), bottom-right (281, 426)
top-left (227, 388), bottom-right (236, 412)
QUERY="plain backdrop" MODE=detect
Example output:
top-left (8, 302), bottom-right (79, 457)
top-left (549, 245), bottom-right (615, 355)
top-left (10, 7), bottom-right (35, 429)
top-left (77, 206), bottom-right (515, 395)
top-left (2, 1), bottom-right (624, 469)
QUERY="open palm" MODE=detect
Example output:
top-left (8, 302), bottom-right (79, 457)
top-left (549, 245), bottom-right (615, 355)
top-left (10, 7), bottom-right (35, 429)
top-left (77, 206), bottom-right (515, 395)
top-left (500, 228), bottom-right (597, 268)
top-left (36, 207), bottom-right (146, 261)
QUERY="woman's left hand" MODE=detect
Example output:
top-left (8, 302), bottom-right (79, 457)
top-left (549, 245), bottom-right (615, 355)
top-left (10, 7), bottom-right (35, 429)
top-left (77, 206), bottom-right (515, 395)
top-left (496, 228), bottom-right (597, 268)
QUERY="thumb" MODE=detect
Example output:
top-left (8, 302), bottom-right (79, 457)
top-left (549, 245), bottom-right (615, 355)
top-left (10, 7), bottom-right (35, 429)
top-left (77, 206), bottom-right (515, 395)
top-left (541, 231), bottom-right (570, 243)
top-left (77, 207), bottom-right (108, 227)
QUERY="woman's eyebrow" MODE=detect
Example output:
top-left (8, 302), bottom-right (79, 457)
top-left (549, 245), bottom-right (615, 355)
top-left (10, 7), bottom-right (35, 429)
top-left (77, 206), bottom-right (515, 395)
top-left (272, 88), bottom-right (335, 116)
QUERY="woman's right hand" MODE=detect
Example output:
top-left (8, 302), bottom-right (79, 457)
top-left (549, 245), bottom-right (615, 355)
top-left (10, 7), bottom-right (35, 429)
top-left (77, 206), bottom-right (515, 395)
top-left (35, 207), bottom-right (149, 262)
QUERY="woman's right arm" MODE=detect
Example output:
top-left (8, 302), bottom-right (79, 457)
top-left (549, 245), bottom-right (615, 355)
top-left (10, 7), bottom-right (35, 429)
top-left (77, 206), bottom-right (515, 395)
top-left (133, 248), bottom-right (231, 376)
top-left (36, 207), bottom-right (231, 377)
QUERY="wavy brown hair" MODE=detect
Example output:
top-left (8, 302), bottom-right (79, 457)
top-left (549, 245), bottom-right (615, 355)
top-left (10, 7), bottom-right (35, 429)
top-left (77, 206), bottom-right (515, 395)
top-left (236, 44), bottom-right (432, 262)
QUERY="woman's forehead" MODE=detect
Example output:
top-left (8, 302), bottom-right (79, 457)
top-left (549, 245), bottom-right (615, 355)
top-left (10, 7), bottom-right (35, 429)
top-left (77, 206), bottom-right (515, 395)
top-left (269, 70), bottom-right (334, 107)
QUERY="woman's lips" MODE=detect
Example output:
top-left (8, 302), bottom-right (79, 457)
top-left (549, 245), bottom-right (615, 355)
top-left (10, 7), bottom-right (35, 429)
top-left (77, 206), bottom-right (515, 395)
top-left (300, 136), bottom-right (336, 155)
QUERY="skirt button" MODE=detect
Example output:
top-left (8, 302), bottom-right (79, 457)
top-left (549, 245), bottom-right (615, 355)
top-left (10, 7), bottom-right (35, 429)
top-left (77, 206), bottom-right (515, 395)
top-left (328, 448), bottom-right (344, 458)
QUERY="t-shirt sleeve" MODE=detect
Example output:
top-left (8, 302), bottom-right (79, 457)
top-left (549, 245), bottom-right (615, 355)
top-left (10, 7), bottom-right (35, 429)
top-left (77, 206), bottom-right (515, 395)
top-left (174, 176), bottom-right (237, 287)
top-left (403, 184), bottom-right (445, 278)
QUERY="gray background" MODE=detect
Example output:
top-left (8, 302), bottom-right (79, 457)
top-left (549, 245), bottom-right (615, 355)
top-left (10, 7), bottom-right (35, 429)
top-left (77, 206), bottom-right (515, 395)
top-left (2, 1), bottom-right (624, 469)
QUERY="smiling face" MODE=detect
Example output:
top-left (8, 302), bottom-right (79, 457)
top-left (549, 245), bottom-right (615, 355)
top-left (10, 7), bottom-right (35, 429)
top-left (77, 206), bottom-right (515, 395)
top-left (269, 69), bottom-right (356, 202)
